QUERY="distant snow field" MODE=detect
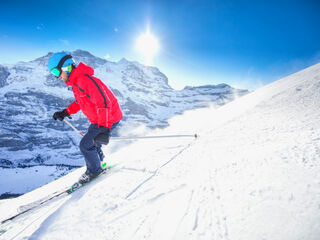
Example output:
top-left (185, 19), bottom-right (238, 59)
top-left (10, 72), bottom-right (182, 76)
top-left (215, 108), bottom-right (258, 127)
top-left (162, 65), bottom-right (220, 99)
top-left (1, 62), bottom-right (320, 239)
top-left (0, 166), bottom-right (73, 198)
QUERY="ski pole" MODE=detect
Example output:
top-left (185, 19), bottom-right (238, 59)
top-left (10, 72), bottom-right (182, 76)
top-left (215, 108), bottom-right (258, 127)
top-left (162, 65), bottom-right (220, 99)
top-left (63, 119), bottom-right (198, 140)
top-left (112, 134), bottom-right (198, 140)
top-left (63, 119), bottom-right (84, 137)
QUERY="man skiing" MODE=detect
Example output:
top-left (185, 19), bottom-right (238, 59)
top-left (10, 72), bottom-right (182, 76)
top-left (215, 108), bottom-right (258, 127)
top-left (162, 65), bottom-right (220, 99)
top-left (48, 52), bottom-right (123, 184)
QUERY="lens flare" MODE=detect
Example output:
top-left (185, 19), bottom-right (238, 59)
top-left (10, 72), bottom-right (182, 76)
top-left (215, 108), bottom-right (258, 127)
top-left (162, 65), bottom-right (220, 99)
top-left (136, 31), bottom-right (159, 65)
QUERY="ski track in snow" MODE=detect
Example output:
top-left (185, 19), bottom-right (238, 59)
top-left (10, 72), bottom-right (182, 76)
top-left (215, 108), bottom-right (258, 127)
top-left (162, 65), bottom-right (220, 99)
top-left (1, 63), bottom-right (320, 239)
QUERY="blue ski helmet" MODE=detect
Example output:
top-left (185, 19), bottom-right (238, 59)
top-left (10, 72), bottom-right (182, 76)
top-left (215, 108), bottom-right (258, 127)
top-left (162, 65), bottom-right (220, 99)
top-left (48, 52), bottom-right (76, 77)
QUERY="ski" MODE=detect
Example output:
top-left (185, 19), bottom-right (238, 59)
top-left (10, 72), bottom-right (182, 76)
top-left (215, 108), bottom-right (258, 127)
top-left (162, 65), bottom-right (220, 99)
top-left (1, 164), bottom-right (117, 225)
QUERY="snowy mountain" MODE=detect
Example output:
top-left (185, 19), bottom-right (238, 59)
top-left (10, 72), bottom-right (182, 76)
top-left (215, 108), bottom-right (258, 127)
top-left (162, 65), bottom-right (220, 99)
top-left (0, 49), bottom-right (248, 198)
top-left (1, 62), bottom-right (319, 240)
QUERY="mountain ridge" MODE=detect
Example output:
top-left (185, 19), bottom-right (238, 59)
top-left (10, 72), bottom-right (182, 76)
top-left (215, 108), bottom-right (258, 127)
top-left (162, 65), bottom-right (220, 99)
top-left (0, 49), bottom-right (248, 197)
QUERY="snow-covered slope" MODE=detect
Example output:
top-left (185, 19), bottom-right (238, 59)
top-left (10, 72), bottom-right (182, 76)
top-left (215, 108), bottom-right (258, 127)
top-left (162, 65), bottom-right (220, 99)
top-left (0, 50), bottom-right (248, 197)
top-left (1, 62), bottom-right (319, 239)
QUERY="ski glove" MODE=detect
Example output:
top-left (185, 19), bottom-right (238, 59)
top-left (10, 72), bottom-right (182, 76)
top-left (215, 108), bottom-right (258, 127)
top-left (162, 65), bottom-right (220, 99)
top-left (53, 109), bottom-right (71, 121)
top-left (93, 127), bottom-right (110, 147)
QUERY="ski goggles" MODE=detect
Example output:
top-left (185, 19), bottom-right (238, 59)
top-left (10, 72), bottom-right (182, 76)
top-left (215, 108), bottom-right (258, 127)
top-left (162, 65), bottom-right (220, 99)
top-left (50, 67), bottom-right (62, 78)
top-left (50, 55), bottom-right (73, 78)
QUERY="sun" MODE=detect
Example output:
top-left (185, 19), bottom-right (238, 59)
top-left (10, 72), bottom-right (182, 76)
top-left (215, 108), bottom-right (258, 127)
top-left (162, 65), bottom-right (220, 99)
top-left (136, 30), bottom-right (159, 66)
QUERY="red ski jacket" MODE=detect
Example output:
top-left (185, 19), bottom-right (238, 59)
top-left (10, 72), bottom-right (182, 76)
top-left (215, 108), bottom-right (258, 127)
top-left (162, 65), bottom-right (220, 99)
top-left (66, 62), bottom-right (123, 129)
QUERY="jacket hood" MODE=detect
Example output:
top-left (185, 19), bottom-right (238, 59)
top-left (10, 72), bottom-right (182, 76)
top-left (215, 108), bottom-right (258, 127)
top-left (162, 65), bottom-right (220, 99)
top-left (66, 62), bottom-right (94, 85)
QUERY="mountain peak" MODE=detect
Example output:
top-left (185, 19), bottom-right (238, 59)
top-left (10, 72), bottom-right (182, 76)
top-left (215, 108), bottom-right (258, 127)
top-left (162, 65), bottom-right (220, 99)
top-left (31, 52), bottom-right (55, 66)
top-left (118, 58), bottom-right (129, 64)
top-left (72, 49), bottom-right (96, 58)
top-left (71, 49), bottom-right (107, 67)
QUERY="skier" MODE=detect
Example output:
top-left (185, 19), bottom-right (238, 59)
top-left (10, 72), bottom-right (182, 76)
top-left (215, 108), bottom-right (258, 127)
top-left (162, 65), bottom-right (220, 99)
top-left (48, 52), bottom-right (123, 184)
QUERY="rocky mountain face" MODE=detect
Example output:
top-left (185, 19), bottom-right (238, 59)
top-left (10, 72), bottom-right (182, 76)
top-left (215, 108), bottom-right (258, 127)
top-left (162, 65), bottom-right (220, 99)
top-left (0, 50), bottom-right (248, 196)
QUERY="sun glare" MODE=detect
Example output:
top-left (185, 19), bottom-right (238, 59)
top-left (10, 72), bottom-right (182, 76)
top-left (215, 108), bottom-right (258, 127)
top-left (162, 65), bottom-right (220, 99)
top-left (136, 31), bottom-right (159, 66)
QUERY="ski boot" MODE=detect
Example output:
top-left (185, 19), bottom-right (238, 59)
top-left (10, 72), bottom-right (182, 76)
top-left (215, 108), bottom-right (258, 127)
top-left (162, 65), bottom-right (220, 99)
top-left (78, 168), bottom-right (104, 184)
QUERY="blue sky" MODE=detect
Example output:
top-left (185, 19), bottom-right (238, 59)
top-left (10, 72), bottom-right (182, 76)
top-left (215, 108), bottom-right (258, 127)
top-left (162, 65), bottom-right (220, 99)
top-left (0, 0), bottom-right (319, 90)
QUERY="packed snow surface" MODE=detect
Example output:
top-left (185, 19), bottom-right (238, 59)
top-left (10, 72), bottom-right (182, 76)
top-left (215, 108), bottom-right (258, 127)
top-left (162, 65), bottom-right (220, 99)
top-left (1, 63), bottom-right (320, 239)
